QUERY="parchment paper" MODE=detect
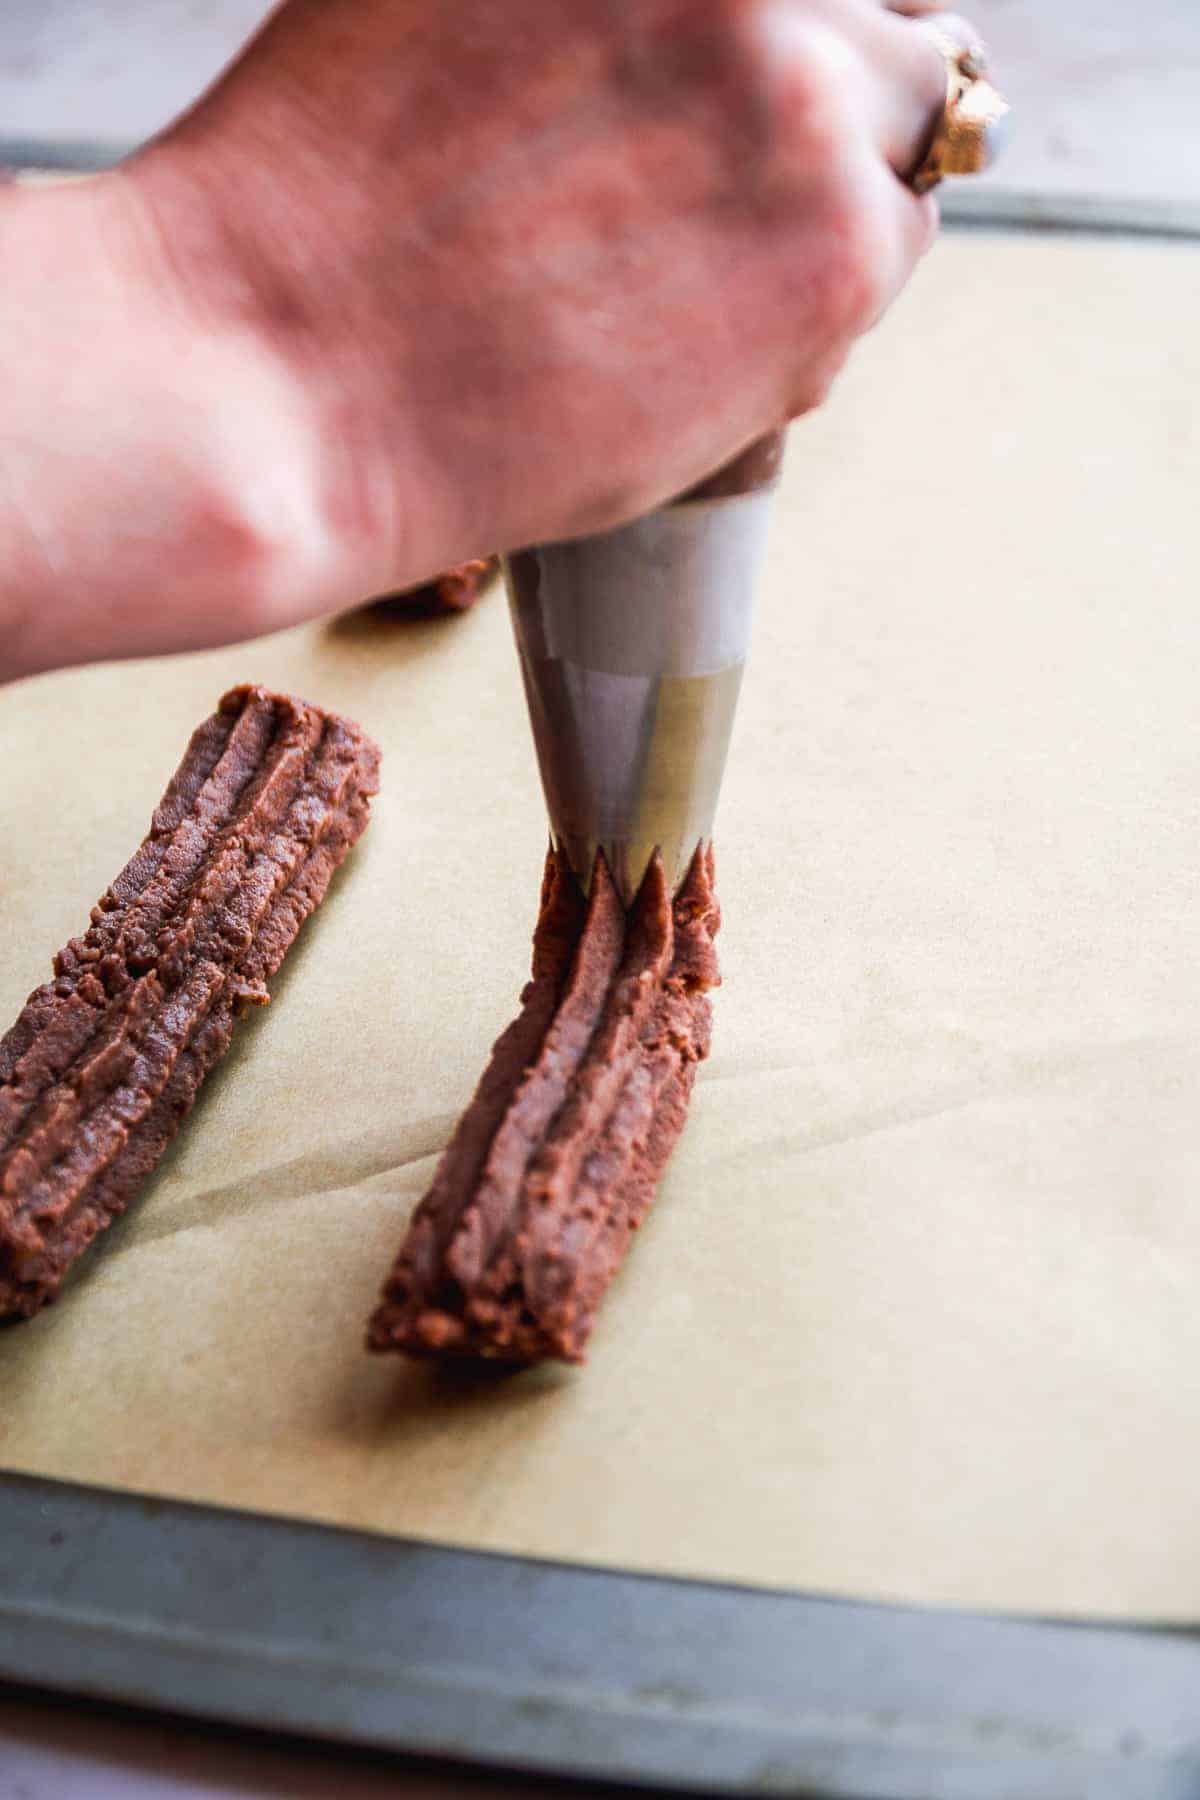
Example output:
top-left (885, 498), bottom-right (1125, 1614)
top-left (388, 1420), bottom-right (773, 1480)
top-left (2, 234), bottom-right (1199, 1621)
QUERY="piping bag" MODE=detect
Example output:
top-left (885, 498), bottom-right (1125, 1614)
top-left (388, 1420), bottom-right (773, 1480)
top-left (504, 430), bottom-right (784, 904)
top-left (502, 19), bottom-right (1011, 902)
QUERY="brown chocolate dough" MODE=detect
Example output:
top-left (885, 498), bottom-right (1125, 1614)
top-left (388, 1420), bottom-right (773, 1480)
top-left (369, 844), bottom-right (721, 1365)
top-left (677, 430), bottom-right (786, 503)
top-left (368, 556), bottom-right (500, 618)
top-left (0, 686), bottom-right (380, 1320)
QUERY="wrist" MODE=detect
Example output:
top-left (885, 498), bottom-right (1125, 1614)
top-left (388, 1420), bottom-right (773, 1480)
top-left (0, 170), bottom-right (357, 681)
top-left (125, 139), bottom-right (420, 607)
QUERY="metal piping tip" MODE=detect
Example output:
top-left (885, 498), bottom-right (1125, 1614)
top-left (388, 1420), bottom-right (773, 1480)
top-left (506, 435), bottom-right (782, 905)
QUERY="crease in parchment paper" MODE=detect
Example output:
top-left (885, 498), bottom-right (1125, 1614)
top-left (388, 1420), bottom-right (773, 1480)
top-left (117, 1025), bottom-right (1200, 1268)
top-left (128, 1136), bottom-right (443, 1254)
top-left (699, 1030), bottom-right (1199, 1160)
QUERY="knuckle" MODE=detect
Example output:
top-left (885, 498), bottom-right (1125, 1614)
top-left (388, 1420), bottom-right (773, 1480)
top-left (816, 198), bottom-right (892, 336)
top-left (762, 17), bottom-right (857, 164)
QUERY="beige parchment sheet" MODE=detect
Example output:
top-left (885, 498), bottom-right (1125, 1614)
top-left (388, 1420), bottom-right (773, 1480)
top-left (2, 234), bottom-right (1199, 1621)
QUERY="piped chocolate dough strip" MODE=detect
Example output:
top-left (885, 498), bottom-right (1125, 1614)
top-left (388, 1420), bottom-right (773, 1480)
top-left (368, 556), bottom-right (500, 618)
top-left (0, 685), bottom-right (380, 1320)
top-left (369, 845), bottom-right (720, 1366)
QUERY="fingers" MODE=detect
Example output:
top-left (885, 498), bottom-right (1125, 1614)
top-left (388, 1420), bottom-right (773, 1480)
top-left (863, 150), bottom-right (940, 322)
top-left (869, 12), bottom-right (948, 179)
top-left (753, 1), bottom-right (943, 354)
top-left (884, 3), bottom-right (987, 62)
top-left (821, 0), bottom-right (946, 181)
top-left (780, 151), bottom-right (936, 422)
top-left (851, 4), bottom-right (992, 180)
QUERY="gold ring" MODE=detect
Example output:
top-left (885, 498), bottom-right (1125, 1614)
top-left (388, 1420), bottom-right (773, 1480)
top-left (909, 24), bottom-right (1011, 195)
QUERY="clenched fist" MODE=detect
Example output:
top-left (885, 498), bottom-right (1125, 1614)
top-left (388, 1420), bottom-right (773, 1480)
top-left (0, 0), bottom-right (950, 679)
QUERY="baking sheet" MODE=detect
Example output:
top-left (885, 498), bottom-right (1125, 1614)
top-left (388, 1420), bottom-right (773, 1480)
top-left (11, 0), bottom-right (1200, 230)
top-left (2, 233), bottom-right (1198, 1621)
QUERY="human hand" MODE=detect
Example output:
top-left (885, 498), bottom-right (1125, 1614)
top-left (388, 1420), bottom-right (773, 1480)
top-left (1, 0), bottom-right (966, 676)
